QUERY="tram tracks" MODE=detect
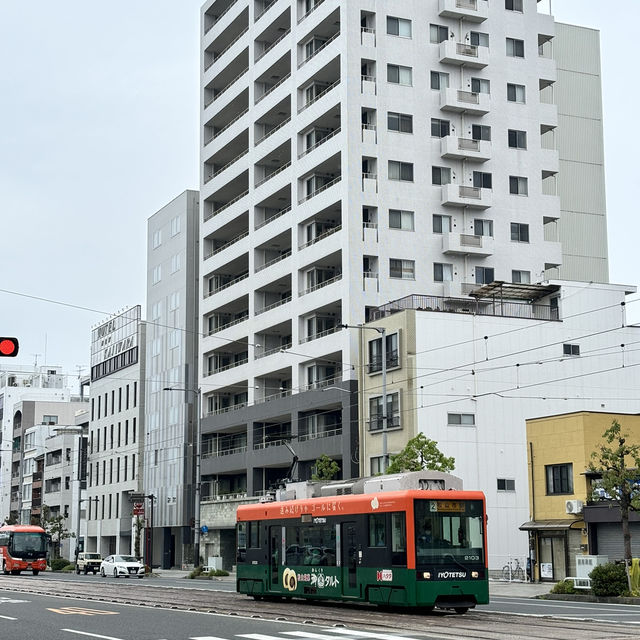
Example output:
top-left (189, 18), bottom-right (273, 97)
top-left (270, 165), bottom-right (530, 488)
top-left (0, 577), bottom-right (637, 640)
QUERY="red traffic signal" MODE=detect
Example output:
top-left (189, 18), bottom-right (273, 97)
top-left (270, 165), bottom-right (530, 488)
top-left (0, 338), bottom-right (19, 357)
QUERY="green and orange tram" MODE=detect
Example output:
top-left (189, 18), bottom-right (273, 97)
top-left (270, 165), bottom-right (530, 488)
top-left (236, 485), bottom-right (488, 613)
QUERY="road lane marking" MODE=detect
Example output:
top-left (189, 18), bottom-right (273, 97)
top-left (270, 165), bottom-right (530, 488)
top-left (190, 637), bottom-right (230, 640)
top-left (283, 633), bottom-right (372, 640)
top-left (0, 614), bottom-right (17, 620)
top-left (61, 631), bottom-right (124, 640)
top-left (323, 630), bottom-right (422, 640)
top-left (0, 596), bottom-right (30, 603)
top-left (49, 607), bottom-right (120, 616)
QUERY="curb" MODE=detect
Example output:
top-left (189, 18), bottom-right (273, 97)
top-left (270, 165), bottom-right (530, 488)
top-left (539, 593), bottom-right (640, 605)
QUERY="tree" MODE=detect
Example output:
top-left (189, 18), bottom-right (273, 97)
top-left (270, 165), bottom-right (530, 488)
top-left (134, 516), bottom-right (145, 559)
top-left (385, 433), bottom-right (455, 474)
top-left (589, 420), bottom-right (640, 566)
top-left (41, 505), bottom-right (74, 559)
top-left (312, 454), bottom-right (340, 481)
top-left (3, 512), bottom-right (18, 525)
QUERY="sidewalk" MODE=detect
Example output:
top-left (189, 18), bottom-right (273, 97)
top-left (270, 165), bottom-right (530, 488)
top-left (489, 579), bottom-right (552, 598)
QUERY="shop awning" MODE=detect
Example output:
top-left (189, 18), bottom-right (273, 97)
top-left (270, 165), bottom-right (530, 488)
top-left (519, 519), bottom-right (581, 531)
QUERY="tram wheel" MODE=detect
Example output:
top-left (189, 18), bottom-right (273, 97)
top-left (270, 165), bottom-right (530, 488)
top-left (454, 607), bottom-right (468, 615)
top-left (32, 570), bottom-right (39, 576)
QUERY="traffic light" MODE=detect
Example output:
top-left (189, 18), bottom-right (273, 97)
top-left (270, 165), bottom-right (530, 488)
top-left (0, 338), bottom-right (19, 357)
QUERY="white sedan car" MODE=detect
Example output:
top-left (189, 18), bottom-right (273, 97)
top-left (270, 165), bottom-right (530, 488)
top-left (100, 555), bottom-right (145, 578)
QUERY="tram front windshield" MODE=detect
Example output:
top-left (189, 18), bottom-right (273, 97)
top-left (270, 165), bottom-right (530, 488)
top-left (414, 499), bottom-right (484, 567)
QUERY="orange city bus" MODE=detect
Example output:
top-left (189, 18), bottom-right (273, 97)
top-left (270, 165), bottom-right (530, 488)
top-left (237, 489), bottom-right (488, 613)
top-left (0, 524), bottom-right (49, 575)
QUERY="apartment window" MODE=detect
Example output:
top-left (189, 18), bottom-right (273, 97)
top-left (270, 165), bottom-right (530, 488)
top-left (170, 254), bottom-right (181, 273)
top-left (65, 476), bottom-right (70, 490)
top-left (512, 270), bottom-right (531, 284)
top-left (110, 424), bottom-right (114, 448)
top-left (368, 333), bottom-right (399, 372)
top-left (497, 478), bottom-right (516, 492)
top-left (470, 31), bottom-right (489, 47)
top-left (434, 263), bottom-right (453, 282)
top-left (169, 291), bottom-right (180, 311)
top-left (563, 343), bottom-right (580, 356)
top-left (511, 223), bottom-right (530, 243)
top-left (388, 112), bottom-right (413, 133)
top-left (430, 71), bottom-right (449, 90)
top-left (109, 459), bottom-right (113, 484)
top-left (507, 83), bottom-right (526, 103)
top-left (369, 392), bottom-right (400, 431)
top-left (387, 16), bottom-right (411, 38)
top-left (473, 171), bottom-right (492, 189)
top-left (116, 457), bottom-right (120, 483)
top-left (472, 124), bottom-right (491, 141)
top-left (389, 209), bottom-right (414, 231)
top-left (475, 266), bottom-right (494, 285)
top-left (509, 176), bottom-right (528, 195)
top-left (508, 129), bottom-right (527, 149)
top-left (171, 215), bottom-right (181, 236)
top-left (448, 413), bottom-right (476, 426)
top-left (387, 64), bottom-right (412, 86)
top-left (370, 456), bottom-right (386, 475)
top-left (42, 415), bottom-right (58, 425)
top-left (506, 38), bottom-right (525, 58)
top-left (546, 463), bottom-right (573, 495)
top-left (132, 454), bottom-right (136, 480)
top-left (506, 0), bottom-right (523, 12)
top-left (430, 118), bottom-right (450, 138)
top-left (389, 259), bottom-right (415, 279)
top-left (433, 214), bottom-right (452, 234)
top-left (133, 416), bottom-right (137, 441)
top-left (429, 24), bottom-right (448, 44)
top-left (152, 265), bottom-right (161, 285)
top-left (152, 230), bottom-right (161, 249)
top-left (432, 166), bottom-right (451, 185)
top-left (134, 382), bottom-right (137, 408)
top-left (388, 160), bottom-right (414, 181)
top-left (124, 456), bottom-right (128, 482)
top-left (471, 77), bottom-right (490, 94)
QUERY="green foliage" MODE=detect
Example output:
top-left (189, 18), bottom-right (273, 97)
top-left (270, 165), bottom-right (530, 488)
top-left (312, 454), bottom-right (340, 481)
top-left (590, 562), bottom-right (628, 597)
top-left (134, 517), bottom-right (144, 559)
top-left (189, 566), bottom-right (204, 578)
top-left (385, 433), bottom-right (455, 474)
top-left (550, 579), bottom-right (576, 594)
top-left (41, 505), bottom-right (73, 559)
top-left (3, 512), bottom-right (18, 525)
top-left (208, 569), bottom-right (229, 577)
top-left (50, 557), bottom-right (70, 571)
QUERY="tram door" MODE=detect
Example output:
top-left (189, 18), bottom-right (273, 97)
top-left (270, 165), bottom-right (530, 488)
top-left (269, 526), bottom-right (280, 587)
top-left (341, 522), bottom-right (359, 597)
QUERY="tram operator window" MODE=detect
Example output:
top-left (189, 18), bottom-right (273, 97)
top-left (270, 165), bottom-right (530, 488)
top-left (369, 514), bottom-right (386, 547)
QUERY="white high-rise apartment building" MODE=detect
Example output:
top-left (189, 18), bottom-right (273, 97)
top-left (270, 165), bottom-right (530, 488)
top-left (198, 0), bottom-right (608, 530)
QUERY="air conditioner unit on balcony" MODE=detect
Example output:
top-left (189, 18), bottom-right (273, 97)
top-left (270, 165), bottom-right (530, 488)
top-left (565, 499), bottom-right (583, 514)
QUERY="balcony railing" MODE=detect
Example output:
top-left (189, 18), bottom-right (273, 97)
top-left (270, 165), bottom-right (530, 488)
top-left (205, 271), bottom-right (249, 298)
top-left (204, 107), bottom-right (249, 146)
top-left (255, 342), bottom-right (292, 359)
top-left (368, 350), bottom-right (400, 374)
top-left (255, 72), bottom-right (291, 105)
top-left (303, 375), bottom-right (341, 391)
top-left (298, 77), bottom-right (340, 114)
top-left (299, 325), bottom-right (340, 344)
top-left (202, 444), bottom-right (247, 459)
top-left (204, 190), bottom-right (249, 222)
top-left (298, 0), bottom-right (325, 24)
top-left (298, 224), bottom-right (341, 250)
top-left (207, 314), bottom-right (249, 335)
top-left (204, 231), bottom-right (249, 260)
top-left (459, 234), bottom-right (482, 247)
top-left (205, 67), bottom-right (249, 108)
top-left (256, 28), bottom-right (291, 63)
top-left (299, 273), bottom-right (342, 297)
top-left (209, 356), bottom-right (249, 375)
top-left (298, 426), bottom-right (342, 442)
top-left (255, 0), bottom-right (278, 22)
top-left (298, 175), bottom-right (341, 204)
top-left (298, 127), bottom-right (341, 159)
top-left (456, 42), bottom-right (479, 58)
top-left (297, 31), bottom-right (340, 69)
top-left (206, 402), bottom-right (248, 416)
top-left (368, 415), bottom-right (401, 432)
top-left (255, 160), bottom-right (291, 188)
top-left (204, 0), bottom-right (239, 34)
top-left (255, 116), bottom-right (291, 146)
top-left (255, 295), bottom-right (292, 315)
top-left (212, 26), bottom-right (249, 64)
top-left (255, 249), bottom-right (291, 272)
top-left (204, 149), bottom-right (249, 183)
top-left (255, 204), bottom-right (291, 230)
top-left (457, 90), bottom-right (480, 104)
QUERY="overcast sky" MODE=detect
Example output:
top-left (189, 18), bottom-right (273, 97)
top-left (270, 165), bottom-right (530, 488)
top-left (0, 0), bottom-right (637, 384)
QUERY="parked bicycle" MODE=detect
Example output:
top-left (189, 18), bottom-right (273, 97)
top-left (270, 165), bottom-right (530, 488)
top-left (501, 557), bottom-right (526, 581)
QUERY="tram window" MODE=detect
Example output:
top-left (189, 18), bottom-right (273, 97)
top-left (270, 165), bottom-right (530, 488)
top-left (249, 521), bottom-right (260, 548)
top-left (286, 523), bottom-right (336, 566)
top-left (368, 514), bottom-right (386, 547)
top-left (391, 512), bottom-right (407, 566)
top-left (237, 522), bottom-right (247, 562)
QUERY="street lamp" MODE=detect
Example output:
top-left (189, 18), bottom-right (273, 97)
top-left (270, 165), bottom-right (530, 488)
top-left (340, 323), bottom-right (388, 472)
top-left (163, 386), bottom-right (201, 568)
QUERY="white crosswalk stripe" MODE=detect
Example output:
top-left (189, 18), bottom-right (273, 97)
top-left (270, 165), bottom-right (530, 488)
top-left (237, 635), bottom-right (295, 640)
top-left (190, 637), bottom-right (229, 640)
top-left (282, 633), bottom-right (365, 640)
top-left (323, 629), bottom-right (422, 640)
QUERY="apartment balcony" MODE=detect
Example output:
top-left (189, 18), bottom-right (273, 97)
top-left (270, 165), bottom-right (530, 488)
top-left (441, 135), bottom-right (491, 162)
top-left (439, 0), bottom-right (488, 22)
top-left (442, 232), bottom-right (494, 257)
top-left (255, 0), bottom-right (283, 25)
top-left (203, 0), bottom-right (244, 46)
top-left (204, 28), bottom-right (249, 80)
top-left (439, 41), bottom-right (489, 69)
top-left (440, 88), bottom-right (490, 115)
top-left (441, 183), bottom-right (492, 209)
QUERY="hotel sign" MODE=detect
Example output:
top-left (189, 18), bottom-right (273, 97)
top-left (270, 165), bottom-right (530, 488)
top-left (91, 306), bottom-right (141, 367)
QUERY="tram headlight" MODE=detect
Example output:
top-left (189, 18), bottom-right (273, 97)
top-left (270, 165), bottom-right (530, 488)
top-left (422, 572), bottom-right (431, 579)
top-left (471, 571), bottom-right (479, 579)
